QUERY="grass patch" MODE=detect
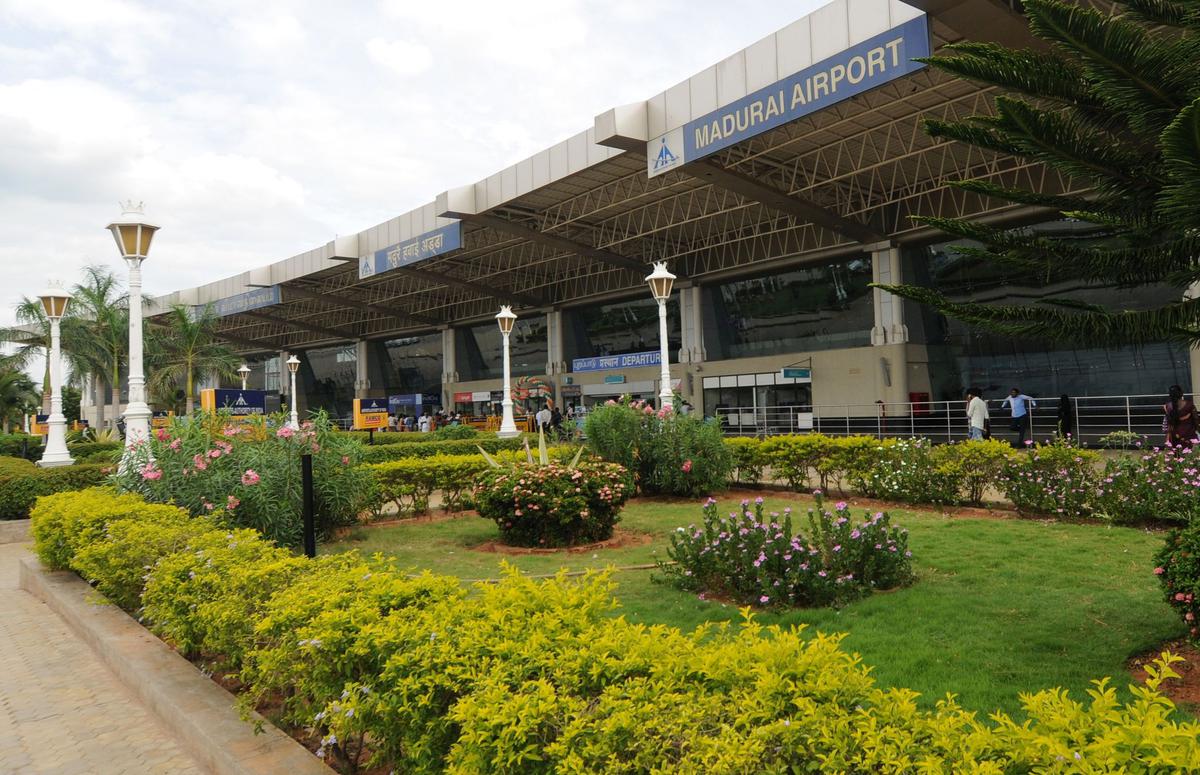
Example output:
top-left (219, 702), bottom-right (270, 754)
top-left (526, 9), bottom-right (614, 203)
top-left (322, 494), bottom-right (1183, 717)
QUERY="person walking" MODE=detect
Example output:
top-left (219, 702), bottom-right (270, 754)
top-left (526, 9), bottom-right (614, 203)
top-left (965, 387), bottom-right (989, 441)
top-left (418, 411), bottom-right (431, 433)
top-left (1164, 384), bottom-right (1197, 447)
top-left (1056, 394), bottom-right (1074, 440)
top-left (1001, 387), bottom-right (1036, 448)
top-left (535, 403), bottom-right (552, 432)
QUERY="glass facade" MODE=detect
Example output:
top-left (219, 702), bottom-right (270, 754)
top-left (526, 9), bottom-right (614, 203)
top-left (301, 344), bottom-right (356, 419)
top-left (702, 257), bottom-right (873, 360)
top-left (380, 332), bottom-right (442, 396)
top-left (456, 316), bottom-right (547, 381)
top-left (563, 294), bottom-right (679, 362)
top-left (904, 220), bottom-right (1190, 399)
top-left (242, 354), bottom-right (279, 392)
top-left (702, 376), bottom-right (812, 417)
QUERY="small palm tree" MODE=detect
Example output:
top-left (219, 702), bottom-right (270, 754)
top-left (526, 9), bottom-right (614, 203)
top-left (0, 369), bottom-right (39, 434)
top-left (147, 304), bottom-right (240, 415)
top-left (66, 265), bottom-right (130, 430)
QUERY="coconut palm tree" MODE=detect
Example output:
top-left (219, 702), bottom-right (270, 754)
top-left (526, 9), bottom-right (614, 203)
top-left (147, 304), bottom-right (240, 415)
top-left (65, 265), bottom-right (130, 430)
top-left (0, 369), bottom-right (39, 433)
top-left (878, 0), bottom-right (1200, 346)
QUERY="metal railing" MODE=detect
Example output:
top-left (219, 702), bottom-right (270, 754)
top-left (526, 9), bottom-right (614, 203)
top-left (714, 394), bottom-right (1171, 447)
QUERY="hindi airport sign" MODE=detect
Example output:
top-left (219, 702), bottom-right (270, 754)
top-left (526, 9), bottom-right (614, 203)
top-left (648, 15), bottom-right (930, 176)
top-left (571, 350), bottom-right (661, 373)
top-left (207, 286), bottom-right (282, 317)
top-left (359, 223), bottom-right (463, 279)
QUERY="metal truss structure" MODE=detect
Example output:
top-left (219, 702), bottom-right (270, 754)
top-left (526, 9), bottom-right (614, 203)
top-left (206, 10), bottom-right (1086, 354)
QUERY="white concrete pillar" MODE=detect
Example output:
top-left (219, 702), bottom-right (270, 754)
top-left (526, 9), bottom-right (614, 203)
top-left (545, 309), bottom-right (565, 376)
top-left (354, 339), bottom-right (370, 398)
top-left (440, 327), bottom-right (457, 408)
top-left (678, 284), bottom-right (705, 364)
top-left (870, 243), bottom-right (908, 346)
top-left (1187, 284), bottom-right (1200, 394)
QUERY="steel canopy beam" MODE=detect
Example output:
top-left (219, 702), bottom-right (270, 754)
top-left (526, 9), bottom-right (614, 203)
top-left (686, 159), bottom-right (886, 244)
top-left (387, 263), bottom-right (547, 308)
top-left (239, 310), bottom-right (359, 342)
top-left (281, 282), bottom-right (441, 326)
top-left (461, 213), bottom-right (647, 274)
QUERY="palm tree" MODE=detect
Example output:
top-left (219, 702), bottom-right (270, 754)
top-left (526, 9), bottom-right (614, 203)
top-left (878, 0), bottom-right (1200, 346)
top-left (147, 304), bottom-right (240, 415)
top-left (0, 369), bottom-right (39, 433)
top-left (65, 266), bottom-right (130, 430)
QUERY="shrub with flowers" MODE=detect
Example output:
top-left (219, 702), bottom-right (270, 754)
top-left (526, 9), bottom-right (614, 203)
top-left (474, 461), bottom-right (632, 547)
top-left (861, 437), bottom-right (962, 505)
top-left (662, 494), bottom-right (913, 607)
top-left (998, 439), bottom-right (1099, 518)
top-left (1094, 444), bottom-right (1200, 525)
top-left (584, 396), bottom-right (730, 497)
top-left (1154, 523), bottom-right (1200, 644)
top-left (114, 410), bottom-right (373, 547)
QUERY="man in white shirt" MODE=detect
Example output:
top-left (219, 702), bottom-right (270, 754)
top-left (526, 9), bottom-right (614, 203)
top-left (535, 404), bottom-right (552, 431)
top-left (966, 387), bottom-right (989, 441)
top-left (418, 412), bottom-right (431, 433)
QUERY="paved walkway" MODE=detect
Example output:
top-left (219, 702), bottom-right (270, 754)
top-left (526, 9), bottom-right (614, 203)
top-left (0, 543), bottom-right (206, 774)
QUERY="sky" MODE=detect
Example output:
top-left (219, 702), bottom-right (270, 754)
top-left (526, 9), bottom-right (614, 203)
top-left (0, 0), bottom-right (827, 329)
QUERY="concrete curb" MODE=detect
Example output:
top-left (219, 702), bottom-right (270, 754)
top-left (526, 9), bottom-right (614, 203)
top-left (19, 557), bottom-right (335, 775)
top-left (0, 519), bottom-right (30, 544)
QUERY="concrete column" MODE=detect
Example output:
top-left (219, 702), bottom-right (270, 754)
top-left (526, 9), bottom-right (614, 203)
top-left (545, 309), bottom-right (565, 376)
top-left (870, 243), bottom-right (908, 346)
top-left (1187, 284), bottom-right (1200, 394)
top-left (440, 327), bottom-right (457, 408)
top-left (354, 339), bottom-right (370, 398)
top-left (678, 284), bottom-right (705, 364)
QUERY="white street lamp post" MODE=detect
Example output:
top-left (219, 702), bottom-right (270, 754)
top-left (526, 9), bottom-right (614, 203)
top-left (38, 283), bottom-right (74, 467)
top-left (107, 202), bottom-right (158, 458)
top-left (238, 363), bottom-right (250, 390)
top-left (646, 262), bottom-right (676, 410)
top-left (286, 355), bottom-right (300, 429)
top-left (495, 306), bottom-right (519, 438)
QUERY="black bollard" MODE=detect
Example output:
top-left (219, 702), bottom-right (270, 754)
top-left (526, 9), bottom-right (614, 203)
top-left (368, 428), bottom-right (375, 445)
top-left (301, 452), bottom-right (316, 558)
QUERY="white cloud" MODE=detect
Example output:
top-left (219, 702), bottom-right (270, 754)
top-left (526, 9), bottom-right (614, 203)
top-left (365, 37), bottom-right (434, 77)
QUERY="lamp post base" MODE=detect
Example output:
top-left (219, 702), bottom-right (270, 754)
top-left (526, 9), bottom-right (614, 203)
top-left (37, 452), bottom-right (75, 468)
top-left (122, 401), bottom-right (153, 449)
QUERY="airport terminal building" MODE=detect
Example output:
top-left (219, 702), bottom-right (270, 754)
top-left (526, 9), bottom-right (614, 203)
top-left (81, 0), bottom-right (1196, 431)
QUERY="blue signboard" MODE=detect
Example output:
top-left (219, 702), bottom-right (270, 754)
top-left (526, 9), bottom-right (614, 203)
top-left (211, 389), bottom-right (267, 416)
top-left (649, 15), bottom-right (930, 176)
top-left (359, 398), bottom-right (388, 414)
top-left (207, 286), bottom-right (281, 318)
top-left (359, 223), bottom-right (462, 279)
top-left (571, 350), bottom-right (661, 373)
top-left (388, 393), bottom-right (440, 409)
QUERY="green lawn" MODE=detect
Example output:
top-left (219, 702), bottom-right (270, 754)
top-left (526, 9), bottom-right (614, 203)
top-left (322, 493), bottom-right (1184, 718)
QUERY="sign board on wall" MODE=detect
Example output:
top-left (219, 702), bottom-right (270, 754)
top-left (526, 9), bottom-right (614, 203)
top-left (359, 223), bottom-right (463, 279)
top-left (206, 286), bottom-right (281, 317)
top-left (648, 15), bottom-right (930, 176)
top-left (780, 367), bottom-right (812, 381)
top-left (571, 350), bottom-right (661, 373)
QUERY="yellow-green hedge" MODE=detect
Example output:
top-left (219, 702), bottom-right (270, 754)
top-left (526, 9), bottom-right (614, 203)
top-left (29, 488), bottom-right (1200, 773)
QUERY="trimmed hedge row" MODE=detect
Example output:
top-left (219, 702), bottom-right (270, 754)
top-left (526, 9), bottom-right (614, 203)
top-left (0, 433), bottom-right (43, 460)
top-left (0, 459), bottom-right (111, 520)
top-left (358, 436), bottom-right (527, 464)
top-left (31, 487), bottom-right (1200, 774)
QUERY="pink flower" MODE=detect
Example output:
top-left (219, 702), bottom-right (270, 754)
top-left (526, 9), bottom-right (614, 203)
top-left (154, 428), bottom-right (170, 441)
top-left (341, 455), bottom-right (350, 465)
top-left (759, 595), bottom-right (770, 604)
top-left (222, 425), bottom-right (240, 437)
top-left (1154, 567), bottom-right (1165, 575)
top-left (207, 449), bottom-right (221, 459)
top-left (1188, 612), bottom-right (1196, 622)
top-left (241, 469), bottom-right (261, 486)
top-left (681, 459), bottom-right (693, 473)
top-left (276, 426), bottom-right (294, 439)
top-left (226, 495), bottom-right (240, 510)
top-left (311, 443), bottom-right (320, 453)
top-left (140, 463), bottom-right (161, 481)
top-left (169, 438), bottom-right (182, 451)
top-left (643, 406), bottom-right (654, 415)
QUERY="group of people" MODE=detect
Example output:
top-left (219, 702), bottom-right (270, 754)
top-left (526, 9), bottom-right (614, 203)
top-left (385, 408), bottom-right (464, 433)
top-left (965, 385), bottom-right (1199, 448)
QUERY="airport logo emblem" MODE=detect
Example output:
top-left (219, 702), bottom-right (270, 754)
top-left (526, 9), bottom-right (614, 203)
top-left (653, 137), bottom-right (677, 171)
top-left (233, 394), bottom-right (249, 407)
top-left (359, 257), bottom-right (375, 279)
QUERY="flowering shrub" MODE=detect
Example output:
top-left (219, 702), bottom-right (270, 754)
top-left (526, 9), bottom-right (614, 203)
top-left (31, 487), bottom-right (1200, 774)
top-left (1095, 444), bottom-right (1200, 525)
top-left (584, 397), bottom-right (730, 497)
top-left (662, 494), bottom-right (913, 607)
top-left (1154, 523), bottom-right (1200, 643)
top-left (999, 440), bottom-right (1099, 518)
top-left (474, 461), bottom-right (632, 546)
top-left (861, 437), bottom-right (962, 505)
top-left (114, 410), bottom-right (373, 546)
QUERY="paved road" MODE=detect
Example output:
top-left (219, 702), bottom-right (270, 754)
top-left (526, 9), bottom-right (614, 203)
top-left (0, 543), bottom-right (206, 774)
